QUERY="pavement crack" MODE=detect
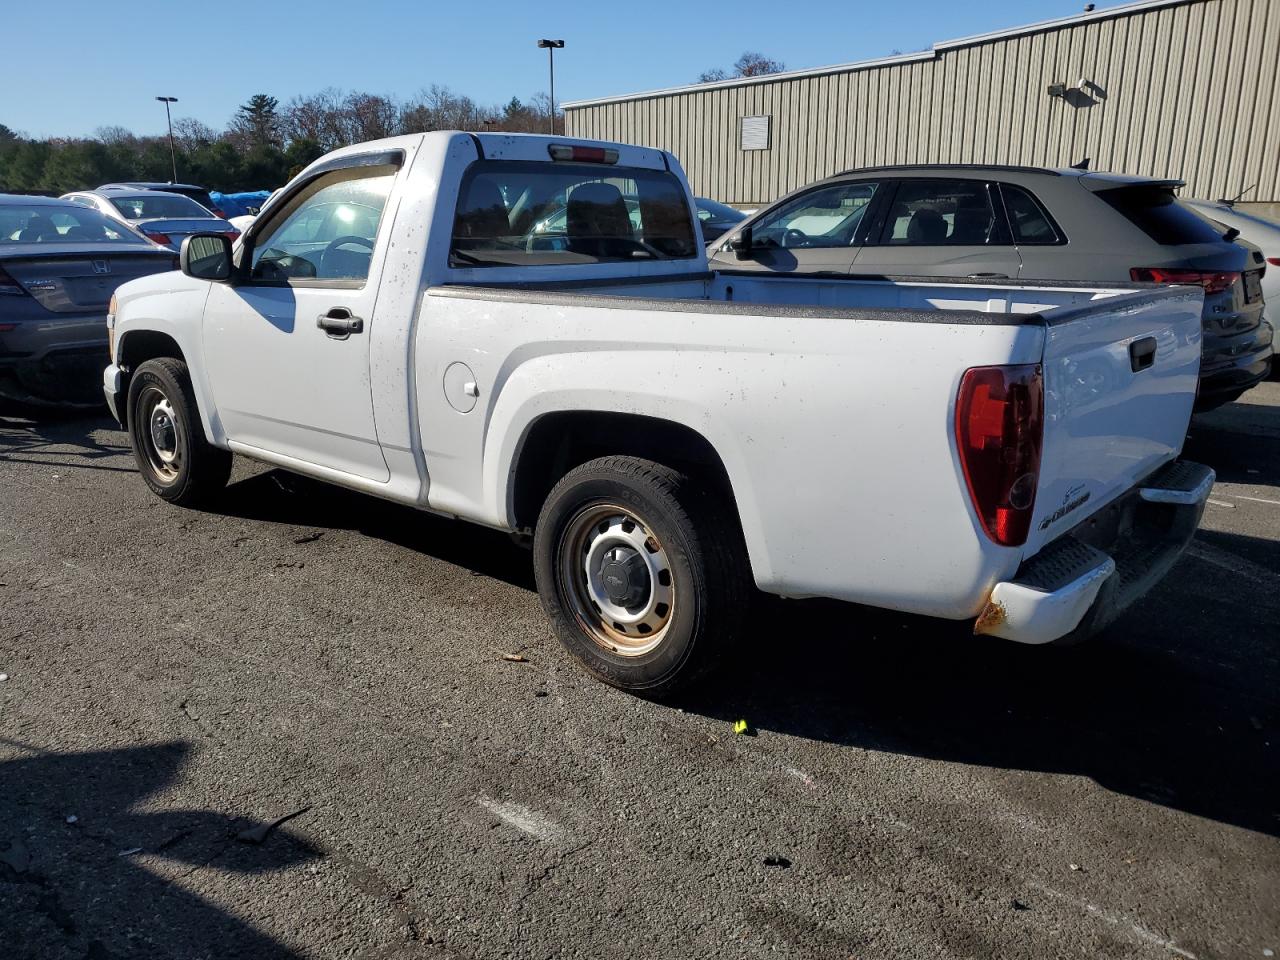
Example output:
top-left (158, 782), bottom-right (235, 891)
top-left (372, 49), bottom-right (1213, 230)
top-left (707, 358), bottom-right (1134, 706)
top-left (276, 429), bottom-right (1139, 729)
top-left (517, 838), bottom-right (594, 907)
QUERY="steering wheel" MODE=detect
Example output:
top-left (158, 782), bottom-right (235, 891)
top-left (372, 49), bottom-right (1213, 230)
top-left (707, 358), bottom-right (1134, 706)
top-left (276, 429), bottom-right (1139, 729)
top-left (320, 235), bottom-right (374, 274)
top-left (782, 228), bottom-right (811, 249)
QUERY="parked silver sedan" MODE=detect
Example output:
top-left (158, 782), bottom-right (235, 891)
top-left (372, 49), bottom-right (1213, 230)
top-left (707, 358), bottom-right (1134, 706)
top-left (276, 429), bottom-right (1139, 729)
top-left (59, 188), bottom-right (238, 252)
top-left (1, 195), bottom-right (176, 412)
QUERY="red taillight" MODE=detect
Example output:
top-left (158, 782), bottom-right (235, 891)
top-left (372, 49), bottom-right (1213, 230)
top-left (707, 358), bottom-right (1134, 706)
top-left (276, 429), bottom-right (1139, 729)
top-left (0, 264), bottom-right (27, 297)
top-left (955, 364), bottom-right (1044, 548)
top-left (547, 143), bottom-right (620, 164)
top-left (222, 229), bottom-right (241, 241)
top-left (1130, 267), bottom-right (1240, 295)
top-left (1267, 257), bottom-right (1280, 267)
top-left (144, 231), bottom-right (172, 245)
top-left (211, 208), bottom-right (226, 218)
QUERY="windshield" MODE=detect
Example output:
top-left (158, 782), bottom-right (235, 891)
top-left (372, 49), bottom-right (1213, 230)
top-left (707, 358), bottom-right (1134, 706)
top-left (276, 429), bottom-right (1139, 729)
top-left (0, 204), bottom-right (144, 244)
top-left (450, 160), bottom-right (698, 267)
top-left (109, 194), bottom-right (213, 221)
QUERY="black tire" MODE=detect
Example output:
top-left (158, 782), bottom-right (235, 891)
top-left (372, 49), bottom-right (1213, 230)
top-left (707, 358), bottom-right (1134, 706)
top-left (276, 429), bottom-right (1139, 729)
top-left (126, 357), bottom-right (231, 506)
top-left (532, 455), bottom-right (749, 698)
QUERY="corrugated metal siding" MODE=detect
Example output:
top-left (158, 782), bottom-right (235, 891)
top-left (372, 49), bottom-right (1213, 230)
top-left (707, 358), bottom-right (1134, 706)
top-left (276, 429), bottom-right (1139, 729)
top-left (566, 0), bottom-right (1279, 205)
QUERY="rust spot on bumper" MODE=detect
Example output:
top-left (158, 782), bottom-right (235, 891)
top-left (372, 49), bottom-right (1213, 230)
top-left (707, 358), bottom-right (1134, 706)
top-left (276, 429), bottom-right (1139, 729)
top-left (973, 598), bottom-right (1007, 635)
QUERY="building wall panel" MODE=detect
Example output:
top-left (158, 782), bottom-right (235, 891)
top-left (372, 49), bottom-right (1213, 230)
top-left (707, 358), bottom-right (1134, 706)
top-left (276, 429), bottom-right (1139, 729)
top-left (566, 0), bottom-right (1277, 206)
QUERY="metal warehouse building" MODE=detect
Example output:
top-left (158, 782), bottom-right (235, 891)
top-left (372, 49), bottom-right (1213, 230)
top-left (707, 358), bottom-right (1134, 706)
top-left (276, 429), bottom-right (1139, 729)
top-left (563, 0), bottom-right (1280, 211)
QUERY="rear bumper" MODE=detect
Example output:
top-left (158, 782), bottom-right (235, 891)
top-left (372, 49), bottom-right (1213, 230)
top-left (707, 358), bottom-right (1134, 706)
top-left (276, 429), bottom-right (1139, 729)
top-left (975, 460), bottom-right (1213, 644)
top-left (1197, 318), bottom-right (1273, 408)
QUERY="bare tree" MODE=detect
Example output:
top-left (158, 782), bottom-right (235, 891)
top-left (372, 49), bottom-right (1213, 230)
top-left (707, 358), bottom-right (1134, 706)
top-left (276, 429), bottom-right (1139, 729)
top-left (94, 126), bottom-right (136, 146)
top-left (733, 52), bottom-right (785, 77)
top-left (170, 117), bottom-right (219, 151)
top-left (698, 52), bottom-right (786, 83)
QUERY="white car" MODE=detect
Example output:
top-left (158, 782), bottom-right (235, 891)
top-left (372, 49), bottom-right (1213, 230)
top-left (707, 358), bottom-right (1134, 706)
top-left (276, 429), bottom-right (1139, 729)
top-left (61, 189), bottom-right (238, 252)
top-left (1185, 199), bottom-right (1280, 306)
top-left (103, 132), bottom-right (1212, 696)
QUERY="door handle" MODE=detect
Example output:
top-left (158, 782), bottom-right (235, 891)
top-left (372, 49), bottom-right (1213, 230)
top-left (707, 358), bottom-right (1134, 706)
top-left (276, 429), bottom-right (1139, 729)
top-left (317, 307), bottom-right (363, 339)
top-left (1129, 336), bottom-right (1157, 372)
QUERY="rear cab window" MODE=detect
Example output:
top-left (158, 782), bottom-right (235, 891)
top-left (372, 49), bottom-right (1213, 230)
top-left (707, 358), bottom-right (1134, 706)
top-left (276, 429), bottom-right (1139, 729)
top-left (449, 161), bottom-right (697, 267)
top-left (1096, 185), bottom-right (1224, 245)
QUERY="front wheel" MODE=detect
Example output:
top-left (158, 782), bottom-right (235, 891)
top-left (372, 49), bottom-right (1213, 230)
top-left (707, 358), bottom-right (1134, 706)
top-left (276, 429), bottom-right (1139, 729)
top-left (533, 456), bottom-right (749, 697)
top-left (127, 357), bottom-right (231, 506)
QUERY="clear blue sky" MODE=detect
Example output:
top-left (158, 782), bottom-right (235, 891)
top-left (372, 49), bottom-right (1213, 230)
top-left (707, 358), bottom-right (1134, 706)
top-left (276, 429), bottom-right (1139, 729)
top-left (7, 0), bottom-right (1125, 139)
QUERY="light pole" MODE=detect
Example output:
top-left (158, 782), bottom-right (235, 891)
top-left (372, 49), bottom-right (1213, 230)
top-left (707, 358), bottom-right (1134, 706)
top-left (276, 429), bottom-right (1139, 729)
top-left (537, 39), bottom-right (564, 134)
top-left (155, 96), bottom-right (178, 182)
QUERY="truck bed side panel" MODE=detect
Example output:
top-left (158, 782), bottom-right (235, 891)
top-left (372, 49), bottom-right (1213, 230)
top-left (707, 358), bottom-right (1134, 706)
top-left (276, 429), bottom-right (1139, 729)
top-left (418, 290), bottom-right (1046, 619)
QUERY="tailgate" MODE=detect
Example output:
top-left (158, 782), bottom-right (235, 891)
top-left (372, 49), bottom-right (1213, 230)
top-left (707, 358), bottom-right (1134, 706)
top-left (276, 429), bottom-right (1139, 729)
top-left (5, 252), bottom-right (175, 313)
top-left (1025, 285), bottom-right (1204, 554)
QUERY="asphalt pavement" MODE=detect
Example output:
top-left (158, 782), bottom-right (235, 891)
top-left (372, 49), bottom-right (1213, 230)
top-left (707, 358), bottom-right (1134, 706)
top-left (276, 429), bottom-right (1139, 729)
top-left (2, 384), bottom-right (1278, 960)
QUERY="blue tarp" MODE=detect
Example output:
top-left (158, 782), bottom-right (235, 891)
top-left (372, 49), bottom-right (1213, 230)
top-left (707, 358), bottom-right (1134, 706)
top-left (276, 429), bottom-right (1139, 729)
top-left (209, 190), bottom-right (271, 217)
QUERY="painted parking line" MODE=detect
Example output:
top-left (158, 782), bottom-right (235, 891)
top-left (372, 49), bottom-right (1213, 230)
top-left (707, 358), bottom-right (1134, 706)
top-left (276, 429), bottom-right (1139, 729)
top-left (1233, 495), bottom-right (1280, 506)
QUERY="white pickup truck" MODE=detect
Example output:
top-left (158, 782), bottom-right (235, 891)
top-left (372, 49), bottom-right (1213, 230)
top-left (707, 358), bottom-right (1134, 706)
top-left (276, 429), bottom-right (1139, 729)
top-left (104, 132), bottom-right (1213, 696)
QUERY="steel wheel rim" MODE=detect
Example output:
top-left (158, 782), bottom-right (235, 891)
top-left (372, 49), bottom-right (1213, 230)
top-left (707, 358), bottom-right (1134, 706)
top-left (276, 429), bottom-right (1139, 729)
top-left (137, 385), bottom-right (182, 483)
top-left (557, 502), bottom-right (675, 657)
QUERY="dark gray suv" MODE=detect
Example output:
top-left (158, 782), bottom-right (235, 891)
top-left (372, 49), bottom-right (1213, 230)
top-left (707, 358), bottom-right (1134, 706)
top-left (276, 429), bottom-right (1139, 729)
top-left (709, 165), bottom-right (1272, 410)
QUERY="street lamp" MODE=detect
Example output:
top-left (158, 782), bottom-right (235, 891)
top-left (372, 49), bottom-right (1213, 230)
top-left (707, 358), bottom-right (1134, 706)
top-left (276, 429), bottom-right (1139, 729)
top-left (537, 39), bottom-right (564, 135)
top-left (155, 96), bottom-right (178, 183)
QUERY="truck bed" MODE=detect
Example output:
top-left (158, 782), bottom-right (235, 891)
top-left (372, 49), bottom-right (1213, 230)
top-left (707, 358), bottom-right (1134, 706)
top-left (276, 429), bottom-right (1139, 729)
top-left (422, 272), bottom-right (1204, 615)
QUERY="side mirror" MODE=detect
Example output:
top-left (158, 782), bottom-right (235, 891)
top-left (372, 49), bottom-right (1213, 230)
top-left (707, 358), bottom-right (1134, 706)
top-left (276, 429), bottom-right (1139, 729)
top-left (180, 233), bottom-right (234, 282)
top-left (730, 226), bottom-right (753, 260)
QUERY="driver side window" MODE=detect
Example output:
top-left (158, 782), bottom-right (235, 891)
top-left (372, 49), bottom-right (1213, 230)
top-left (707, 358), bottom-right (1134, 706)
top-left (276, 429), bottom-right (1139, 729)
top-left (750, 181), bottom-right (881, 250)
top-left (249, 166), bottom-right (395, 283)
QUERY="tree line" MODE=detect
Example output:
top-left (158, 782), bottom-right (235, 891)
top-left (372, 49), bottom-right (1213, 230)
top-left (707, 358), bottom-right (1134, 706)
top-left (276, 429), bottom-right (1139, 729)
top-left (0, 86), bottom-right (563, 195)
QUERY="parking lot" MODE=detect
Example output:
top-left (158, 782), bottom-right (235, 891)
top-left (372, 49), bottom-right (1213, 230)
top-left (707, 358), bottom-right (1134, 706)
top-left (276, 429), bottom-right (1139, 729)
top-left (2, 384), bottom-right (1278, 959)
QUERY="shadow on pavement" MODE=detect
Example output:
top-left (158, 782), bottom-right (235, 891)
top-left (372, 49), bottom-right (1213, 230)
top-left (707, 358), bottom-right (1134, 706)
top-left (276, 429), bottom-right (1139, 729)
top-left (0, 741), bottom-right (319, 960)
top-left (1185, 419), bottom-right (1280, 486)
top-left (0, 413), bottom-right (133, 474)
top-left (216, 469), bottom-right (537, 591)
top-left (674, 530), bottom-right (1279, 840)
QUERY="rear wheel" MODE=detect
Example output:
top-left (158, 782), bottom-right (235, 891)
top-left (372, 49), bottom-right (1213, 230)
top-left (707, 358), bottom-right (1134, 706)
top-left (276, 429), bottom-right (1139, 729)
top-left (533, 456), bottom-right (748, 697)
top-left (127, 357), bottom-right (230, 506)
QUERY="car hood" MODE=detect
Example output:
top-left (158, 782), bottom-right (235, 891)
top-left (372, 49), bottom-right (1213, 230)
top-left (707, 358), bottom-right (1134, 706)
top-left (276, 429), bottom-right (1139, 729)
top-left (113, 263), bottom-right (206, 307)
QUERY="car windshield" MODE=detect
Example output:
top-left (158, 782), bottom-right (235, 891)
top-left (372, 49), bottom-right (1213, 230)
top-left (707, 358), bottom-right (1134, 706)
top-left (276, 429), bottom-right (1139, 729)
top-left (109, 194), bottom-right (212, 221)
top-left (0, 204), bottom-right (143, 244)
top-left (450, 160), bottom-right (698, 266)
top-left (696, 198), bottom-right (746, 222)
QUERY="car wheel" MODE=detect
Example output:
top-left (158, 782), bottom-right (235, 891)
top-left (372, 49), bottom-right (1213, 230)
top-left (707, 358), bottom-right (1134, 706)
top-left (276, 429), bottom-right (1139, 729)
top-left (127, 357), bottom-right (231, 506)
top-left (533, 455), bottom-right (748, 697)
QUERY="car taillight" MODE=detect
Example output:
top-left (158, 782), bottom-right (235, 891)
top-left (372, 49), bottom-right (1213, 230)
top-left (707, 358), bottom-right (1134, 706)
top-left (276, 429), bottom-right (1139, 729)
top-left (1266, 256), bottom-right (1279, 267)
top-left (955, 364), bottom-right (1044, 548)
top-left (211, 208), bottom-right (226, 218)
top-left (222, 229), bottom-right (241, 241)
top-left (1130, 267), bottom-right (1241, 295)
top-left (144, 231), bottom-right (171, 245)
top-left (0, 264), bottom-right (27, 297)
